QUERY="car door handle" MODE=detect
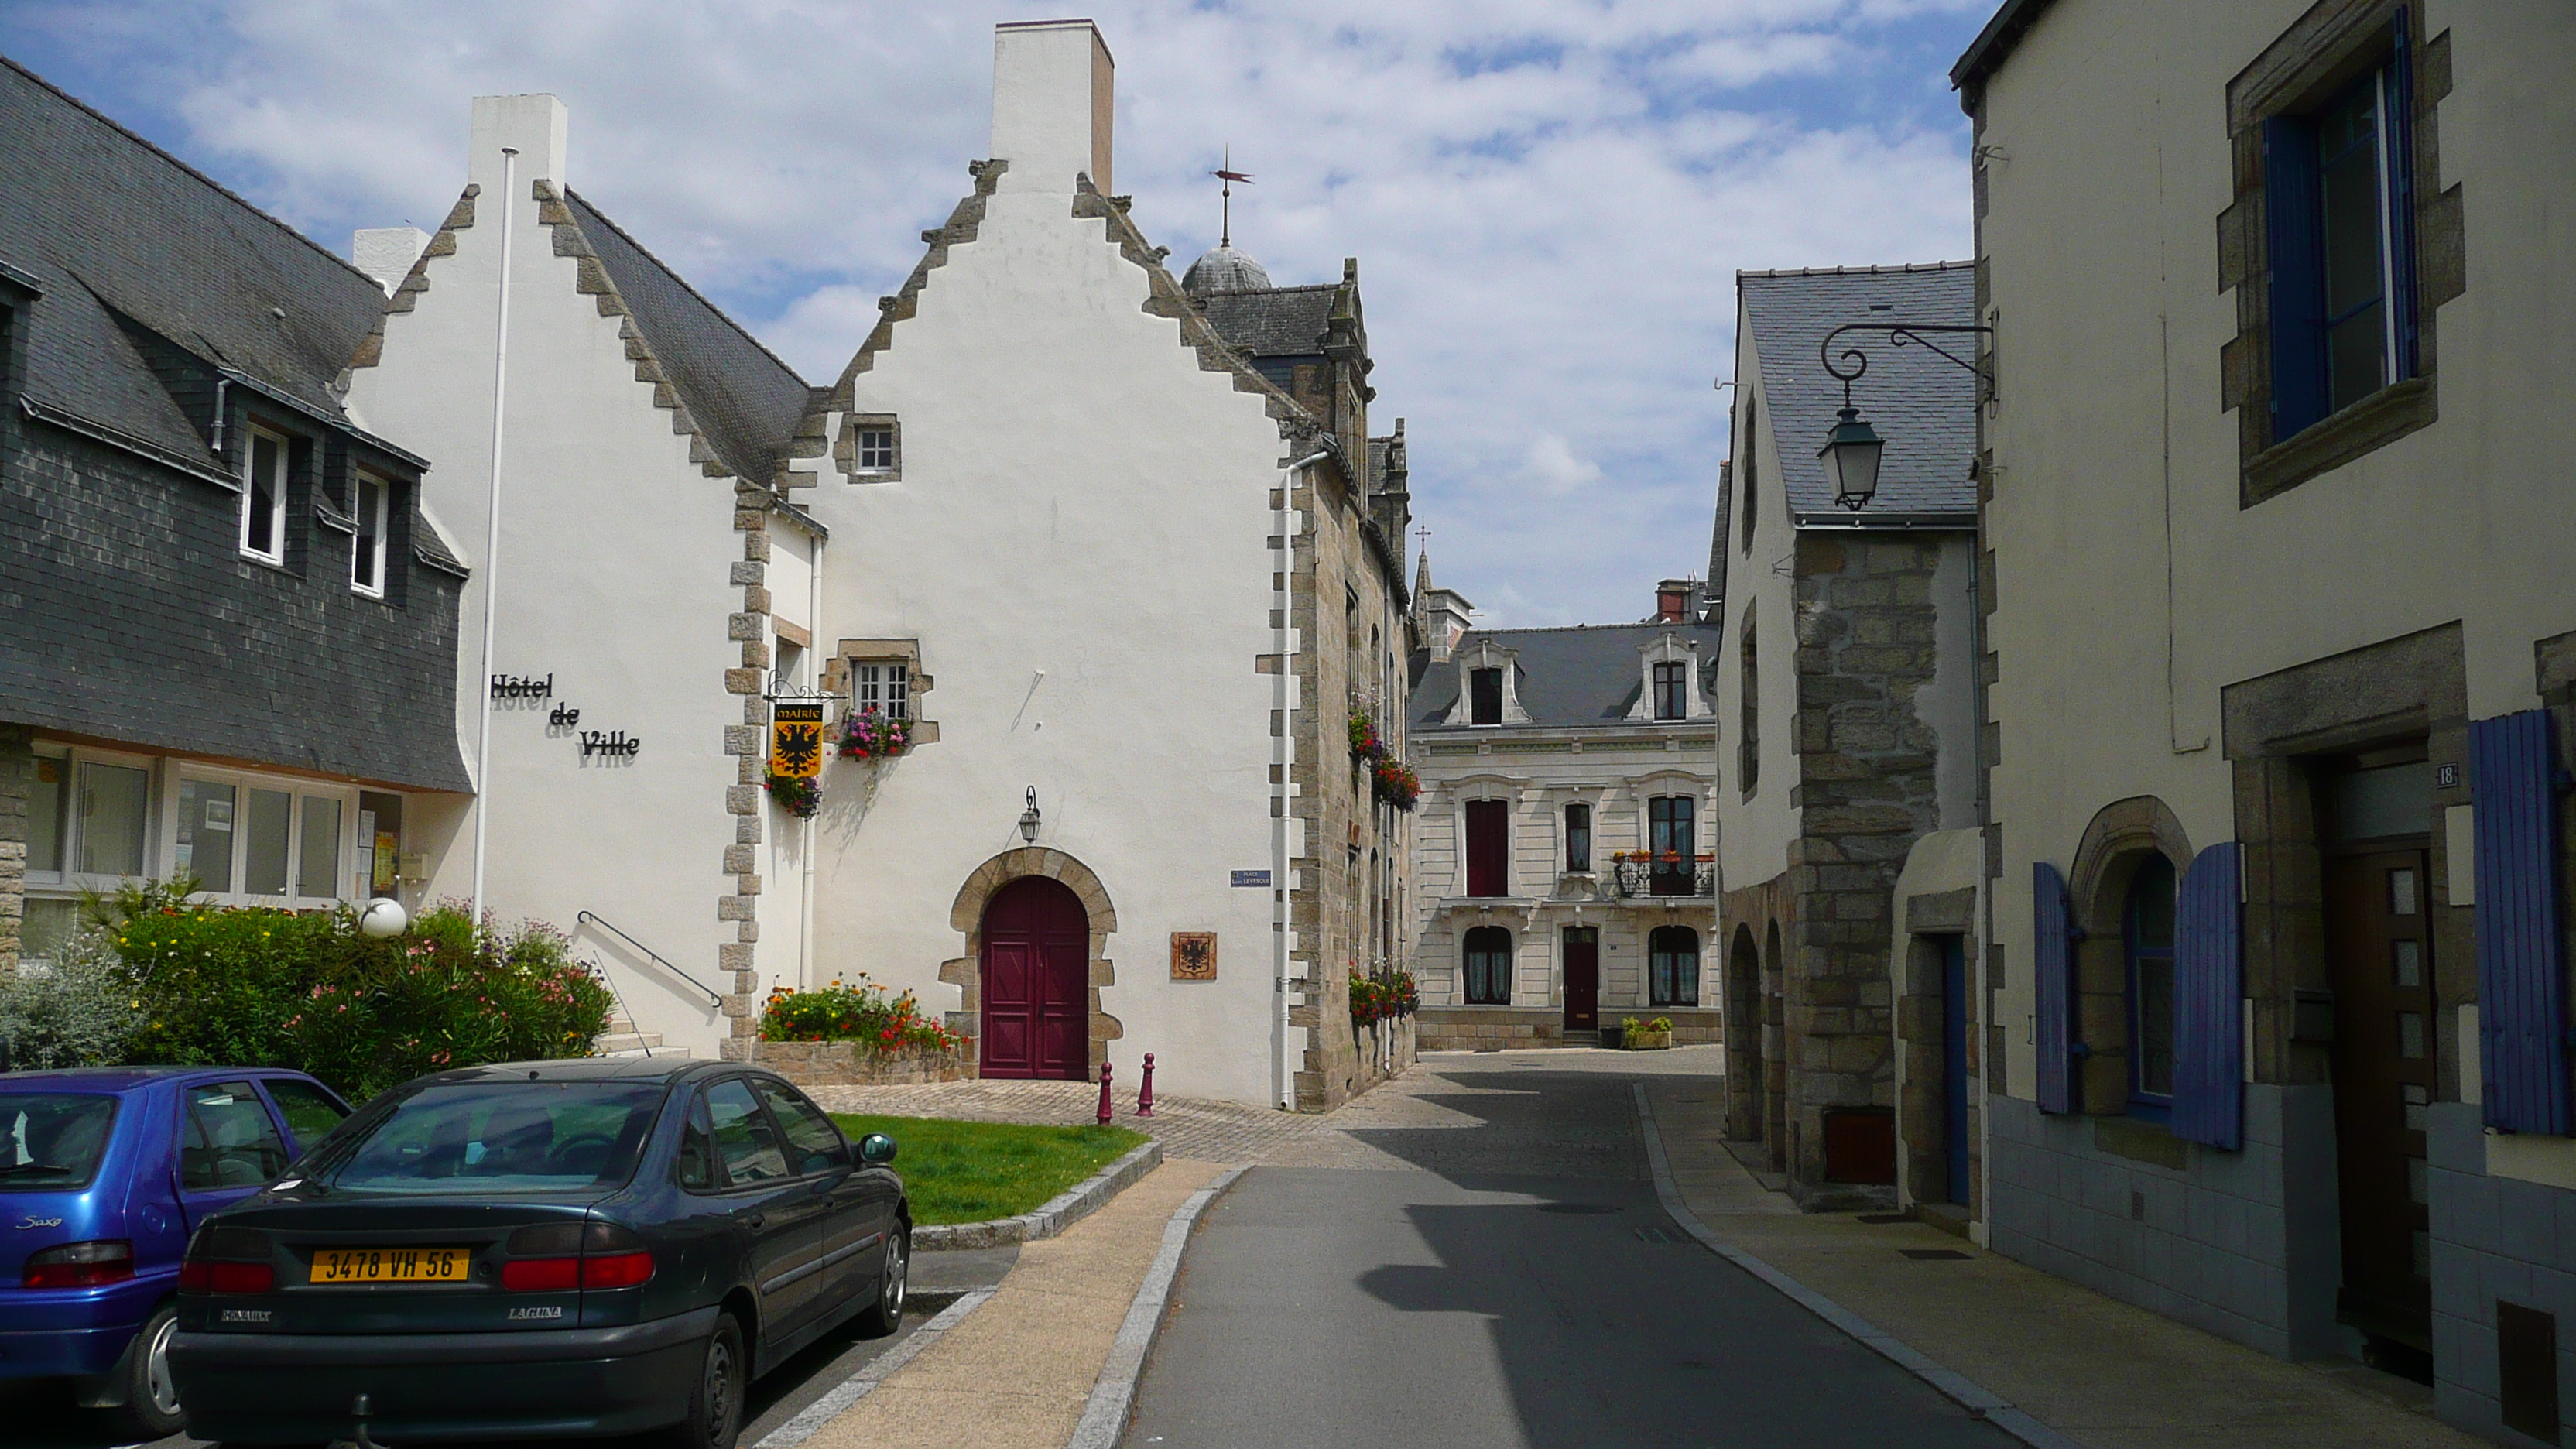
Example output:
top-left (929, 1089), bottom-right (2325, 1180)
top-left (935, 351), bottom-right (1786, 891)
top-left (745, 1213), bottom-right (766, 1230)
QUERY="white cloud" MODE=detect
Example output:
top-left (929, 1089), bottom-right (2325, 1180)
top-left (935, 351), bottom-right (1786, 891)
top-left (4, 0), bottom-right (1984, 625)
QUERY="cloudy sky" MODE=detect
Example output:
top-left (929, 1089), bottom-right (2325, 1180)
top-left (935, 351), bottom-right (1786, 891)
top-left (5, 0), bottom-right (1989, 625)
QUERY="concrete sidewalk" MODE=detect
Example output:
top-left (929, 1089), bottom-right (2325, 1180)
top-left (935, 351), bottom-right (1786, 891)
top-left (797, 1156), bottom-right (1228, 1449)
top-left (1644, 1079), bottom-right (2481, 1449)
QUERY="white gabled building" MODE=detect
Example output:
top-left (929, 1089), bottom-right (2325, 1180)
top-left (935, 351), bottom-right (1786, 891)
top-left (786, 21), bottom-right (1416, 1110)
top-left (342, 94), bottom-right (824, 1063)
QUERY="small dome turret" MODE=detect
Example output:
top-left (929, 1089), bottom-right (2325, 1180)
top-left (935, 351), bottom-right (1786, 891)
top-left (1182, 245), bottom-right (1272, 296)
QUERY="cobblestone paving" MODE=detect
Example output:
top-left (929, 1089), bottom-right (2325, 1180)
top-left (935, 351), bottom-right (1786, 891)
top-left (808, 1044), bottom-right (1725, 1180)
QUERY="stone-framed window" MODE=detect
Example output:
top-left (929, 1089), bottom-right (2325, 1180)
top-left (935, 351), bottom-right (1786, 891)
top-left (839, 413), bottom-right (902, 481)
top-left (852, 661), bottom-right (909, 720)
top-left (2123, 852), bottom-right (2178, 1115)
top-left (1737, 610), bottom-right (1760, 796)
top-left (1564, 801), bottom-right (1592, 872)
top-left (2218, 0), bottom-right (2463, 506)
top-left (827, 638), bottom-right (936, 747)
top-left (1469, 668), bottom-right (1502, 725)
top-left (1462, 925), bottom-right (1512, 1005)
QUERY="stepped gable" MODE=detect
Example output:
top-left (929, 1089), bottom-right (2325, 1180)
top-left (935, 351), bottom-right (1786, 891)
top-left (0, 55), bottom-right (389, 467)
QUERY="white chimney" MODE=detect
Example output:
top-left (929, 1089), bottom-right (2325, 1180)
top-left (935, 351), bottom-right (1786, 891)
top-left (989, 19), bottom-right (1113, 194)
top-left (468, 93), bottom-right (570, 197)
top-left (351, 227), bottom-right (430, 296)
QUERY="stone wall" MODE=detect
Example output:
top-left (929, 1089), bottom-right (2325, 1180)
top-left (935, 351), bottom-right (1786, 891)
top-left (726, 1037), bottom-right (977, 1087)
top-left (0, 724), bottom-right (28, 973)
top-left (1418, 1005), bottom-right (1721, 1052)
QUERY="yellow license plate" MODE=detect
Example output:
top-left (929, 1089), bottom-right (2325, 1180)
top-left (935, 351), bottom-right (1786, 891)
top-left (310, 1247), bottom-right (472, 1285)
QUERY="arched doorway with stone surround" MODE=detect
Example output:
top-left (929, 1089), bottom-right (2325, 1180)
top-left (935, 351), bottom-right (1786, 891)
top-left (942, 848), bottom-right (1122, 1079)
top-left (1726, 924), bottom-right (1765, 1140)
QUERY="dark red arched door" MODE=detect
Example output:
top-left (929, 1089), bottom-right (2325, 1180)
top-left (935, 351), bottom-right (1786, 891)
top-left (980, 876), bottom-right (1090, 1081)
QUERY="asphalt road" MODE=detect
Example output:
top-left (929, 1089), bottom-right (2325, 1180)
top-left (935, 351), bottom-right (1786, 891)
top-left (5, 1245), bottom-right (1016, 1449)
top-left (1120, 1057), bottom-right (2014, 1449)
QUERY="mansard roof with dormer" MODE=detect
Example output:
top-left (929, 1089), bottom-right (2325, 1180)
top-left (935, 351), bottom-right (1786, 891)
top-left (1409, 622), bottom-right (1720, 732)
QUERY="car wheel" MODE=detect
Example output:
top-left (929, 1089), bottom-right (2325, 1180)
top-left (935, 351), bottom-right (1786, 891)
top-left (659, 1314), bottom-right (747, 1449)
top-left (856, 1229), bottom-right (908, 1338)
top-left (107, 1302), bottom-right (187, 1441)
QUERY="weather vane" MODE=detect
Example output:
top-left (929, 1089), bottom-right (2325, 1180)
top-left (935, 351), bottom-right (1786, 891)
top-left (1211, 146), bottom-right (1253, 248)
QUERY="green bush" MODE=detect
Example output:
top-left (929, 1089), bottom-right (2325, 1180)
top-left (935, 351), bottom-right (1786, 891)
top-left (0, 928), bottom-right (142, 1070)
top-left (94, 881), bottom-right (611, 1099)
top-left (758, 975), bottom-right (965, 1051)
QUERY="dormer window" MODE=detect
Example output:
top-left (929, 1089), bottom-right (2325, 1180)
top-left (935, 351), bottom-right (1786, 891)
top-left (1653, 661), bottom-right (1687, 721)
top-left (351, 472), bottom-right (389, 597)
top-left (1470, 667), bottom-right (1502, 726)
top-left (240, 428), bottom-right (288, 564)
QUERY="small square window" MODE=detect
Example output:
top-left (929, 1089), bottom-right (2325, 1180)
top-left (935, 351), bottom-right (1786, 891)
top-left (852, 661), bottom-right (909, 720)
top-left (241, 430), bottom-right (289, 562)
top-left (846, 416), bottom-right (901, 478)
top-left (858, 429), bottom-right (895, 471)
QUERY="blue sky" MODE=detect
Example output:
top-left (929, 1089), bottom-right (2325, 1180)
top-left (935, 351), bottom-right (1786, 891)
top-left (3, 0), bottom-right (1992, 625)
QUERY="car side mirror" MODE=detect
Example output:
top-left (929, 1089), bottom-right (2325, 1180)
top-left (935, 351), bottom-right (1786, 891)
top-left (858, 1133), bottom-right (897, 1166)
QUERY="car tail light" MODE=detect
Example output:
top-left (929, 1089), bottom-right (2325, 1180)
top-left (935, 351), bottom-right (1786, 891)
top-left (179, 1225), bottom-right (274, 1295)
top-left (177, 1259), bottom-right (276, 1294)
top-left (501, 1220), bottom-right (651, 1293)
top-left (23, 1240), bottom-right (135, 1290)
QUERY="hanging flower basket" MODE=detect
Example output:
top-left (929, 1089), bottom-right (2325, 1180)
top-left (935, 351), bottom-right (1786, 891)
top-left (1372, 757), bottom-right (1420, 811)
top-left (1348, 967), bottom-right (1421, 1027)
top-left (764, 769), bottom-right (821, 819)
top-left (1349, 711), bottom-right (1386, 762)
top-left (838, 709), bottom-right (909, 759)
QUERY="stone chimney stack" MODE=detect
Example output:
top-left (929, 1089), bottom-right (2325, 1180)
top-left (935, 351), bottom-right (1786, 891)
top-left (989, 19), bottom-right (1114, 194)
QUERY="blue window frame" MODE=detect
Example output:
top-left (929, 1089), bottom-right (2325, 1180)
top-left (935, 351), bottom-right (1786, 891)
top-left (2264, 19), bottom-right (2418, 442)
top-left (2126, 855), bottom-right (2177, 1117)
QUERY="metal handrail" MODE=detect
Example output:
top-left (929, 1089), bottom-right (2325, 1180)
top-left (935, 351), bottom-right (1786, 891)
top-left (584, 957), bottom-right (650, 1059)
top-left (576, 911), bottom-right (725, 1005)
top-left (1611, 861), bottom-right (1718, 899)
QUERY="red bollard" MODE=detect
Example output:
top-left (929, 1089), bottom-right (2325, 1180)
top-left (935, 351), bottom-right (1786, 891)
top-left (1096, 1060), bottom-right (1115, 1125)
top-left (1136, 1053), bottom-right (1156, 1118)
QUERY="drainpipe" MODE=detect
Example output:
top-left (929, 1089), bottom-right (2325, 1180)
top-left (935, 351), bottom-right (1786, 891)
top-left (469, 146), bottom-right (519, 921)
top-left (801, 529), bottom-right (824, 992)
top-left (1276, 447), bottom-right (1332, 1111)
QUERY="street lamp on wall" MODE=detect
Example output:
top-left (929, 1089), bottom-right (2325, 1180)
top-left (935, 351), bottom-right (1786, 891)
top-left (1816, 320), bottom-right (1996, 512)
top-left (1019, 787), bottom-right (1042, 844)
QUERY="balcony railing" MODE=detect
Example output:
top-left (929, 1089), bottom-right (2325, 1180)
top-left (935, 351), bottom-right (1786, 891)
top-left (1612, 859), bottom-right (1716, 899)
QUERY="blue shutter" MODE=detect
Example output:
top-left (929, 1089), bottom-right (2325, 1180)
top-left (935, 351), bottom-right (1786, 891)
top-left (2035, 862), bottom-right (2076, 1114)
top-left (2386, 7), bottom-right (2422, 379)
top-left (2173, 843), bottom-right (2245, 1150)
top-left (2474, 710), bottom-right (2567, 1135)
top-left (2265, 114), bottom-right (2328, 438)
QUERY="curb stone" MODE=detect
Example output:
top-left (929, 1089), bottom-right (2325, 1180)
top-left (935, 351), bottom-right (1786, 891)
top-left (751, 1286), bottom-right (998, 1449)
top-left (1631, 1084), bottom-right (2087, 1449)
top-left (1064, 1165), bottom-right (1250, 1449)
top-left (912, 1139), bottom-right (1166, 1252)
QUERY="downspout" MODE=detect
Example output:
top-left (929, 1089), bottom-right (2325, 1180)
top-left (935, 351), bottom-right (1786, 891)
top-left (470, 146), bottom-right (519, 920)
top-left (1276, 447), bottom-right (1333, 1110)
top-left (207, 378), bottom-right (230, 463)
top-left (801, 529), bottom-right (824, 991)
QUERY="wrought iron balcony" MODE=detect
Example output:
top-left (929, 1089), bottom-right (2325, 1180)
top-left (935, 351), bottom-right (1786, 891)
top-left (1612, 858), bottom-right (1715, 899)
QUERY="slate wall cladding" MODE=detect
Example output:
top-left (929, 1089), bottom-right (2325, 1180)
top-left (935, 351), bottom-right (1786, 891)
top-left (2427, 1104), bottom-right (2576, 1445)
top-left (1987, 1088), bottom-right (2345, 1360)
top-left (0, 405), bottom-right (469, 794)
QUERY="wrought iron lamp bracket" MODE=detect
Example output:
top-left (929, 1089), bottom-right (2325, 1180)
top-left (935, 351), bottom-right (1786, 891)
top-left (1819, 322), bottom-right (1998, 408)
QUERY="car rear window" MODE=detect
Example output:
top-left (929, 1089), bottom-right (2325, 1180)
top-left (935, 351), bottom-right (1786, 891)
top-left (314, 1082), bottom-right (666, 1196)
top-left (0, 1094), bottom-right (119, 1190)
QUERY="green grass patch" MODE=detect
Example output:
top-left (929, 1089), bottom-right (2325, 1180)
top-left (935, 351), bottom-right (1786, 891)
top-left (831, 1114), bottom-right (1147, 1226)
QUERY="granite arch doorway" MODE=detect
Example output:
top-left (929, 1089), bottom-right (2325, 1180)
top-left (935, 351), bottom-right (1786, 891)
top-left (942, 848), bottom-right (1122, 1079)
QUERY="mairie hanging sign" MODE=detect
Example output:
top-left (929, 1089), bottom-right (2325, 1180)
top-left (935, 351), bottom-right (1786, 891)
top-left (771, 703), bottom-right (825, 779)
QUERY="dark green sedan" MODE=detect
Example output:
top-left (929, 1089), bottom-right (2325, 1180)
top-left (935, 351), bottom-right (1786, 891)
top-left (168, 1060), bottom-right (909, 1449)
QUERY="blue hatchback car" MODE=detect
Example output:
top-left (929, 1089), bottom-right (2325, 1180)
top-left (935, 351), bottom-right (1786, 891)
top-left (0, 1067), bottom-right (352, 1438)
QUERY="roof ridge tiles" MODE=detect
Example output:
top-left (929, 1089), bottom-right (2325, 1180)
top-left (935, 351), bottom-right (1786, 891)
top-left (1735, 260), bottom-right (1975, 279)
top-left (0, 53), bottom-right (378, 289)
top-left (560, 185), bottom-right (807, 388)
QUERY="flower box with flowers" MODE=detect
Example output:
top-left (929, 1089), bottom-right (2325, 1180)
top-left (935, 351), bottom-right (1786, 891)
top-left (1349, 711), bottom-right (1386, 762)
top-left (1372, 758), bottom-right (1421, 811)
top-left (838, 709), bottom-right (909, 759)
top-left (764, 769), bottom-right (822, 819)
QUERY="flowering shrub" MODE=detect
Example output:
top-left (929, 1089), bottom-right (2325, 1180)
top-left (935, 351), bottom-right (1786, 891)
top-left (1372, 758), bottom-right (1421, 811)
top-left (759, 975), bottom-right (968, 1052)
top-left (765, 769), bottom-right (822, 819)
top-left (1348, 968), bottom-right (1420, 1027)
top-left (0, 927), bottom-right (140, 1070)
top-left (1349, 711), bottom-right (1385, 762)
top-left (838, 709), bottom-right (909, 759)
top-left (91, 881), bottom-right (611, 1099)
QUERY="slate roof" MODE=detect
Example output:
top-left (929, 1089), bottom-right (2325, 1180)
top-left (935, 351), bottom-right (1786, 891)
top-left (0, 55), bottom-right (389, 465)
top-left (1410, 623), bottom-right (1720, 731)
top-left (564, 189), bottom-right (811, 483)
top-left (1196, 284), bottom-right (1335, 359)
top-left (1739, 263), bottom-right (1979, 526)
top-left (1705, 459), bottom-right (1732, 619)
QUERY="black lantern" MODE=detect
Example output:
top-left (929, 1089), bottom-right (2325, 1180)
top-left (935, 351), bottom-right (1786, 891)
top-left (1818, 404), bottom-right (1885, 512)
top-left (1019, 786), bottom-right (1041, 843)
